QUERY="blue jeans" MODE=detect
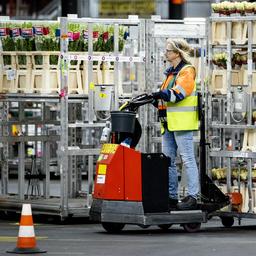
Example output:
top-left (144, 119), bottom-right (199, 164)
top-left (162, 130), bottom-right (199, 199)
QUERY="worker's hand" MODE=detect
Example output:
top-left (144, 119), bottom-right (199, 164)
top-left (151, 91), bottom-right (162, 100)
top-left (151, 90), bottom-right (171, 102)
top-left (151, 99), bottom-right (158, 108)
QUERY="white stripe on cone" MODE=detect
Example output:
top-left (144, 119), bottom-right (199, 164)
top-left (21, 204), bottom-right (32, 216)
top-left (18, 226), bottom-right (35, 238)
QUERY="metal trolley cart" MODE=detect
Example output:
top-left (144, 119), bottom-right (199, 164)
top-left (207, 14), bottom-right (256, 226)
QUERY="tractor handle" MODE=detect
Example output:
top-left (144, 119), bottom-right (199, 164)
top-left (119, 93), bottom-right (154, 112)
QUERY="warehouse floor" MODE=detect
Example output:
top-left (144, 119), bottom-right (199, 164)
top-left (0, 217), bottom-right (256, 256)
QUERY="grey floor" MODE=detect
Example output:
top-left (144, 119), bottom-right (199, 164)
top-left (0, 178), bottom-right (87, 197)
top-left (1, 217), bottom-right (256, 256)
top-left (1, 179), bottom-right (256, 256)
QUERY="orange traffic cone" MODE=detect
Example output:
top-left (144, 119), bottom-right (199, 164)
top-left (7, 204), bottom-right (46, 254)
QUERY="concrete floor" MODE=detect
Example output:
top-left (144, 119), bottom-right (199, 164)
top-left (0, 178), bottom-right (88, 197)
top-left (1, 180), bottom-right (256, 255)
top-left (1, 217), bottom-right (256, 256)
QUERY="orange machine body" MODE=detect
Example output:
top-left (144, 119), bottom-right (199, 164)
top-left (93, 144), bottom-right (142, 201)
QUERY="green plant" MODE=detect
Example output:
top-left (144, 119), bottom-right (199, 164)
top-left (0, 22), bottom-right (128, 68)
top-left (1, 37), bottom-right (15, 65)
top-left (212, 52), bottom-right (227, 68)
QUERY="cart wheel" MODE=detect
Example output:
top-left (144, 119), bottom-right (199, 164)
top-left (183, 223), bottom-right (201, 233)
top-left (138, 224), bottom-right (150, 229)
top-left (221, 217), bottom-right (234, 228)
top-left (158, 224), bottom-right (172, 230)
top-left (102, 222), bottom-right (125, 233)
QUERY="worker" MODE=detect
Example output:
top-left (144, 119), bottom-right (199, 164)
top-left (151, 38), bottom-right (199, 210)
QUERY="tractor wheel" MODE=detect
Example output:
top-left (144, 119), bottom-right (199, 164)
top-left (221, 217), bottom-right (234, 228)
top-left (183, 223), bottom-right (201, 233)
top-left (138, 224), bottom-right (150, 229)
top-left (102, 222), bottom-right (125, 233)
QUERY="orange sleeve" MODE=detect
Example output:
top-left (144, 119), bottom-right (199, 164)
top-left (173, 67), bottom-right (196, 97)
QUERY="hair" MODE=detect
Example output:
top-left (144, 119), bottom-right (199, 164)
top-left (166, 38), bottom-right (192, 64)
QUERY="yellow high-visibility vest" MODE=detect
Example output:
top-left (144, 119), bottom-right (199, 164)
top-left (161, 65), bottom-right (199, 133)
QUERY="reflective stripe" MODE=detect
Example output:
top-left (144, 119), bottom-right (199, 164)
top-left (167, 106), bottom-right (198, 112)
top-left (18, 226), bottom-right (35, 237)
top-left (189, 91), bottom-right (197, 96)
top-left (167, 95), bottom-right (198, 107)
top-left (170, 90), bottom-right (176, 102)
top-left (21, 204), bottom-right (32, 216)
top-left (174, 85), bottom-right (186, 97)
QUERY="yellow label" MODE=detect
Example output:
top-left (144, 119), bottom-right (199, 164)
top-left (99, 93), bottom-right (107, 98)
top-left (130, 73), bottom-right (135, 81)
top-left (98, 164), bottom-right (107, 175)
top-left (101, 144), bottom-right (118, 154)
top-left (89, 82), bottom-right (95, 90)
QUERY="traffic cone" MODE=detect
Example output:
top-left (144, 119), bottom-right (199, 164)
top-left (7, 204), bottom-right (47, 254)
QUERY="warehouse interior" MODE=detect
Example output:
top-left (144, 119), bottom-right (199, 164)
top-left (1, 0), bottom-right (256, 246)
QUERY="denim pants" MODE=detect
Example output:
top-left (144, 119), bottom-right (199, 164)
top-left (162, 130), bottom-right (199, 199)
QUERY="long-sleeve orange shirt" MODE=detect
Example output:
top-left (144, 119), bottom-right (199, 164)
top-left (160, 61), bottom-right (196, 103)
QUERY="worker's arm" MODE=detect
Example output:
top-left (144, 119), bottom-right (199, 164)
top-left (152, 67), bottom-right (196, 103)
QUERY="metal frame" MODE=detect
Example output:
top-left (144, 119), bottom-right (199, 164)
top-left (58, 16), bottom-right (146, 219)
top-left (0, 94), bottom-right (84, 217)
top-left (145, 17), bottom-right (207, 174)
top-left (207, 15), bottom-right (256, 218)
top-left (0, 16), bottom-right (212, 219)
top-left (0, 16), bottom-right (146, 219)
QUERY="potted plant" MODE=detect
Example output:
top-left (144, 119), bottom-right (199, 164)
top-left (219, 1), bottom-right (233, 16)
top-left (235, 2), bottom-right (245, 15)
top-left (211, 3), bottom-right (220, 15)
top-left (213, 52), bottom-right (227, 69)
top-left (232, 52), bottom-right (242, 66)
top-left (244, 2), bottom-right (254, 14)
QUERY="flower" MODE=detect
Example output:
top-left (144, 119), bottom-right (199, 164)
top-left (220, 1), bottom-right (231, 11)
top-left (213, 52), bottom-right (227, 68)
top-left (235, 2), bottom-right (245, 13)
top-left (211, 3), bottom-right (219, 12)
top-left (244, 2), bottom-right (254, 12)
top-left (253, 3), bottom-right (256, 12)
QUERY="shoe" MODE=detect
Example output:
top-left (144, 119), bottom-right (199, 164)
top-left (169, 198), bottom-right (178, 210)
top-left (176, 196), bottom-right (197, 210)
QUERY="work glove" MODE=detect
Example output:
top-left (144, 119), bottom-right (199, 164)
top-left (151, 91), bottom-right (162, 108)
top-left (151, 99), bottom-right (159, 108)
top-left (151, 90), bottom-right (170, 102)
top-left (151, 91), bottom-right (163, 100)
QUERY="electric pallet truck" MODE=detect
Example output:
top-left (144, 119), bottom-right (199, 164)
top-left (90, 94), bottom-right (230, 233)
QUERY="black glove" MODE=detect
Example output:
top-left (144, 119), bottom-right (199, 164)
top-left (151, 91), bottom-right (162, 100)
top-left (151, 99), bottom-right (158, 108)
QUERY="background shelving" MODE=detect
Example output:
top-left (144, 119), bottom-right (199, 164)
top-left (208, 13), bottom-right (256, 215)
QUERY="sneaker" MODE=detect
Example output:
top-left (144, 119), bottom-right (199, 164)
top-left (169, 198), bottom-right (178, 210)
top-left (176, 196), bottom-right (197, 210)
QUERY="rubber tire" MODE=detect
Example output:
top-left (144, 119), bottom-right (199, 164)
top-left (102, 222), bottom-right (125, 233)
top-left (158, 224), bottom-right (172, 230)
top-left (183, 223), bottom-right (201, 233)
top-left (138, 224), bottom-right (150, 229)
top-left (221, 217), bottom-right (234, 228)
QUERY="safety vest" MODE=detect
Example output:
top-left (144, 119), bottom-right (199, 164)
top-left (160, 65), bottom-right (199, 133)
